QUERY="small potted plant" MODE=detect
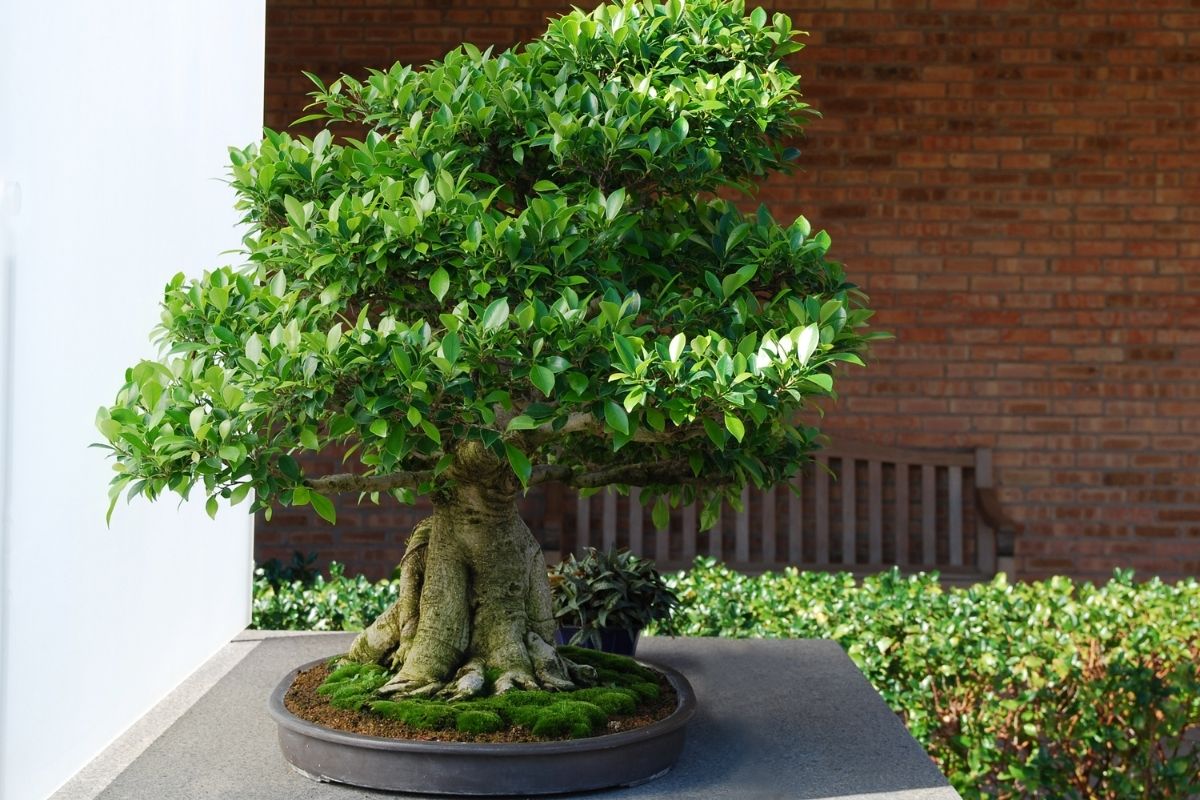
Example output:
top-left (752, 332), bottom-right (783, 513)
top-left (550, 548), bottom-right (679, 656)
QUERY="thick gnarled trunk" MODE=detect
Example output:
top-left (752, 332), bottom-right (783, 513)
top-left (344, 445), bottom-right (593, 698)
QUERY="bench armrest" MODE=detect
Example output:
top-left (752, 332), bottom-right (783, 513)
top-left (975, 487), bottom-right (1016, 557)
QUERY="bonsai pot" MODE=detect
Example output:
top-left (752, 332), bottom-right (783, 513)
top-left (269, 655), bottom-right (696, 796)
top-left (554, 626), bottom-right (641, 656)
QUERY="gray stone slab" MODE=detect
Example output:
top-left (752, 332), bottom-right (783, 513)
top-left (51, 640), bottom-right (258, 800)
top-left (96, 635), bottom-right (960, 800)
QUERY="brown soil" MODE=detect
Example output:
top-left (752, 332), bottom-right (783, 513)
top-left (283, 661), bottom-right (679, 744)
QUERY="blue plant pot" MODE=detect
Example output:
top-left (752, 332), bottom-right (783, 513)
top-left (554, 626), bottom-right (641, 656)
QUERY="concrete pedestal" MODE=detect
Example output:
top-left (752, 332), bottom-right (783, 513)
top-left (54, 633), bottom-right (961, 800)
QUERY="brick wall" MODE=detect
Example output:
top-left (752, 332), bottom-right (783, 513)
top-left (257, 0), bottom-right (1200, 582)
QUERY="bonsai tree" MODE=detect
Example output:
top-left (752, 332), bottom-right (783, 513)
top-left (97, 0), bottom-right (876, 700)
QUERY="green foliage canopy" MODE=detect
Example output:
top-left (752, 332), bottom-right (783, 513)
top-left (97, 0), bottom-right (878, 525)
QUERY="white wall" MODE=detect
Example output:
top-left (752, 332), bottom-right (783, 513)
top-left (0, 3), bottom-right (265, 798)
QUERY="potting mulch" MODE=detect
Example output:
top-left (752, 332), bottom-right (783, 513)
top-left (284, 660), bottom-right (678, 744)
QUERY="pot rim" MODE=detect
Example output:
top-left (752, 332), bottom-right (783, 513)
top-left (268, 654), bottom-right (696, 757)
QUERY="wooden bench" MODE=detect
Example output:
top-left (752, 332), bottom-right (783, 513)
top-left (547, 439), bottom-right (1015, 582)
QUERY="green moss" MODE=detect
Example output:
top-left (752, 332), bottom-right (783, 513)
top-left (529, 700), bottom-right (607, 738)
top-left (318, 662), bottom-right (390, 710)
top-left (370, 700), bottom-right (458, 729)
top-left (315, 645), bottom-right (664, 739)
top-left (569, 687), bottom-right (638, 715)
top-left (559, 646), bottom-right (659, 683)
top-left (629, 681), bottom-right (660, 701)
top-left (494, 690), bottom-right (555, 707)
top-left (456, 709), bottom-right (505, 734)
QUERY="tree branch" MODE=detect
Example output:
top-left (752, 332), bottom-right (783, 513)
top-left (516, 411), bottom-right (710, 448)
top-left (306, 469), bottom-right (434, 494)
top-left (531, 458), bottom-right (723, 489)
top-left (308, 457), bottom-right (720, 495)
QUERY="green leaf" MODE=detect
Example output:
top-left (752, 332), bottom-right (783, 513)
top-left (189, 406), bottom-right (205, 436)
top-left (750, 6), bottom-right (767, 28)
top-left (804, 373), bottom-right (834, 392)
top-left (721, 263), bottom-right (757, 297)
top-left (795, 323), bottom-right (820, 365)
top-left (278, 455), bottom-right (302, 482)
top-left (212, 325), bottom-right (237, 345)
top-left (299, 427), bottom-right (320, 450)
top-left (420, 420), bottom-right (442, 445)
top-left (244, 334), bottom-right (263, 363)
top-left (283, 195), bottom-right (306, 227)
top-left (206, 496), bottom-right (218, 519)
top-left (229, 483), bottom-right (252, 506)
top-left (567, 373), bottom-right (589, 395)
top-left (505, 444), bottom-right (533, 484)
top-left (604, 401), bottom-right (629, 436)
top-left (668, 332), bottom-right (687, 362)
top-left (724, 413), bottom-right (746, 443)
top-left (482, 298), bottom-right (510, 331)
top-left (428, 267), bottom-right (451, 302)
top-left (651, 499), bottom-right (670, 531)
top-left (370, 419), bottom-right (388, 438)
top-left (506, 415), bottom-right (539, 432)
top-left (326, 324), bottom-right (342, 353)
top-left (702, 417), bottom-right (725, 447)
top-left (309, 492), bottom-right (336, 524)
top-left (605, 188), bottom-right (626, 221)
top-left (209, 285), bottom-right (229, 312)
top-left (530, 365), bottom-right (555, 397)
top-left (613, 334), bottom-right (638, 371)
top-left (441, 332), bottom-right (460, 364)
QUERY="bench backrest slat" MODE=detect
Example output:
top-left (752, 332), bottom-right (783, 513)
top-left (563, 439), bottom-right (999, 577)
top-left (841, 457), bottom-right (857, 566)
top-left (815, 456), bottom-right (831, 566)
top-left (735, 486), bottom-right (751, 563)
top-left (949, 466), bottom-right (964, 567)
top-left (787, 476), bottom-right (803, 563)
top-left (602, 489), bottom-right (618, 551)
top-left (628, 487), bottom-right (644, 557)
top-left (922, 464), bottom-right (937, 566)
top-left (895, 462), bottom-right (910, 567)
top-left (762, 485), bottom-right (777, 564)
top-left (682, 503), bottom-right (697, 563)
top-left (654, 496), bottom-right (670, 564)
top-left (868, 459), bottom-right (884, 566)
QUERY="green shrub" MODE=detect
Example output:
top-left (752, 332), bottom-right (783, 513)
top-left (258, 559), bottom-right (1200, 796)
top-left (252, 562), bottom-right (399, 631)
top-left (550, 547), bottom-right (679, 647)
top-left (656, 560), bottom-right (1200, 800)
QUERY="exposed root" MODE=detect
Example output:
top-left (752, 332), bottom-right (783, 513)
top-left (527, 632), bottom-right (580, 691)
top-left (379, 675), bottom-right (444, 698)
top-left (344, 519), bottom-right (430, 667)
top-left (441, 658), bottom-right (487, 701)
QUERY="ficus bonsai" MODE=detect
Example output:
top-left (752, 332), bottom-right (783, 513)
top-left (98, 0), bottom-right (877, 700)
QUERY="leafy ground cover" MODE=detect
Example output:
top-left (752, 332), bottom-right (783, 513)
top-left (254, 558), bottom-right (1200, 798)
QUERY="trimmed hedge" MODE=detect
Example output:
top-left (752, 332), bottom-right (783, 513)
top-left (252, 558), bottom-right (1200, 798)
top-left (253, 562), bottom-right (399, 631)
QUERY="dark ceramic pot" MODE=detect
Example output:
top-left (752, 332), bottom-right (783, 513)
top-left (269, 656), bottom-right (696, 796)
top-left (554, 626), bottom-right (641, 656)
